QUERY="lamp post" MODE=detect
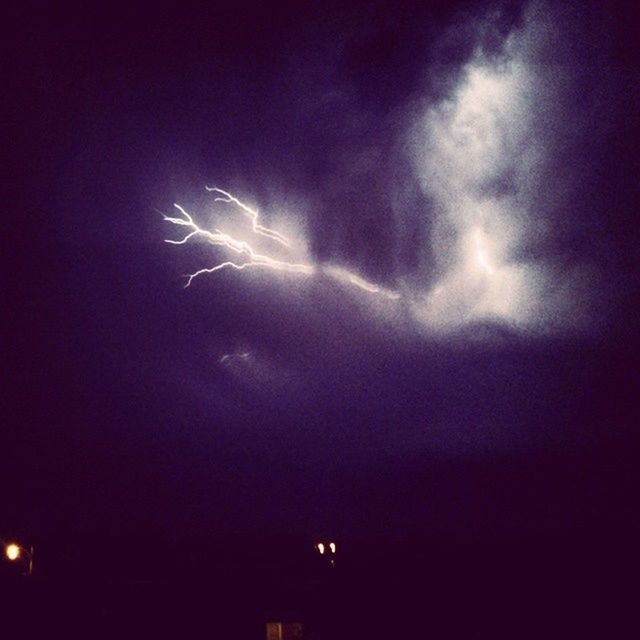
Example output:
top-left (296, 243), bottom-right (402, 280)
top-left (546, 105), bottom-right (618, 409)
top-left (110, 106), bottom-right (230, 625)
top-left (4, 541), bottom-right (34, 576)
top-left (315, 540), bottom-right (337, 567)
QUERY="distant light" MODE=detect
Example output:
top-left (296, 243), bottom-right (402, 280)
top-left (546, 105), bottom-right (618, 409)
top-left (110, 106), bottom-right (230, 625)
top-left (316, 543), bottom-right (325, 555)
top-left (5, 544), bottom-right (20, 561)
top-left (329, 542), bottom-right (336, 554)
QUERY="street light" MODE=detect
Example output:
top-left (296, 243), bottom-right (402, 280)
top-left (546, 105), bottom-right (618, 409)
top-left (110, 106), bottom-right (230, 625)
top-left (315, 540), bottom-right (337, 567)
top-left (4, 542), bottom-right (34, 576)
top-left (6, 544), bottom-right (20, 561)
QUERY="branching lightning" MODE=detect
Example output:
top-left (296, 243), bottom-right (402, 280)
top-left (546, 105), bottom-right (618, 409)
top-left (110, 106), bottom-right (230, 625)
top-left (164, 188), bottom-right (402, 300)
top-left (163, 200), bottom-right (314, 287)
top-left (205, 186), bottom-right (291, 247)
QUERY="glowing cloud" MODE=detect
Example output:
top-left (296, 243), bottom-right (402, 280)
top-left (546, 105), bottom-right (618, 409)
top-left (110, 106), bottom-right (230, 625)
top-left (164, 7), bottom-right (595, 340)
top-left (408, 14), bottom-right (551, 332)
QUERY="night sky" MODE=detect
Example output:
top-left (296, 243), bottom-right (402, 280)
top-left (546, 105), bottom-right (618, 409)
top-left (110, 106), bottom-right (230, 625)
top-left (5, 0), bottom-right (640, 545)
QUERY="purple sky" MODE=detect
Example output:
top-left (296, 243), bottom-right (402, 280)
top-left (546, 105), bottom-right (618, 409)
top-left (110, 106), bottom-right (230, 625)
top-left (4, 0), bottom-right (640, 541)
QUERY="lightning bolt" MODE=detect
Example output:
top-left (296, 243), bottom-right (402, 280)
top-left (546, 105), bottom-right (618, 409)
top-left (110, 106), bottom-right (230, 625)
top-left (163, 202), bottom-right (314, 287)
top-left (205, 186), bottom-right (291, 247)
top-left (164, 187), bottom-right (401, 300)
top-left (323, 266), bottom-right (401, 300)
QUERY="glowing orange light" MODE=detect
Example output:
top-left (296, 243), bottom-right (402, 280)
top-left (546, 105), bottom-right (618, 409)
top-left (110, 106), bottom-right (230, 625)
top-left (316, 543), bottom-right (325, 555)
top-left (5, 544), bottom-right (20, 561)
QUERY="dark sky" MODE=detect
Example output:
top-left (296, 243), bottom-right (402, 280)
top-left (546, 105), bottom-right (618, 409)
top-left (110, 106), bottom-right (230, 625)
top-left (4, 0), bottom-right (640, 543)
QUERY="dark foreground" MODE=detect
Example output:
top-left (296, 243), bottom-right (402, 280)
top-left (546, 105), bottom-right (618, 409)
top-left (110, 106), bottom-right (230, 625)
top-left (1, 532), bottom-right (637, 639)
